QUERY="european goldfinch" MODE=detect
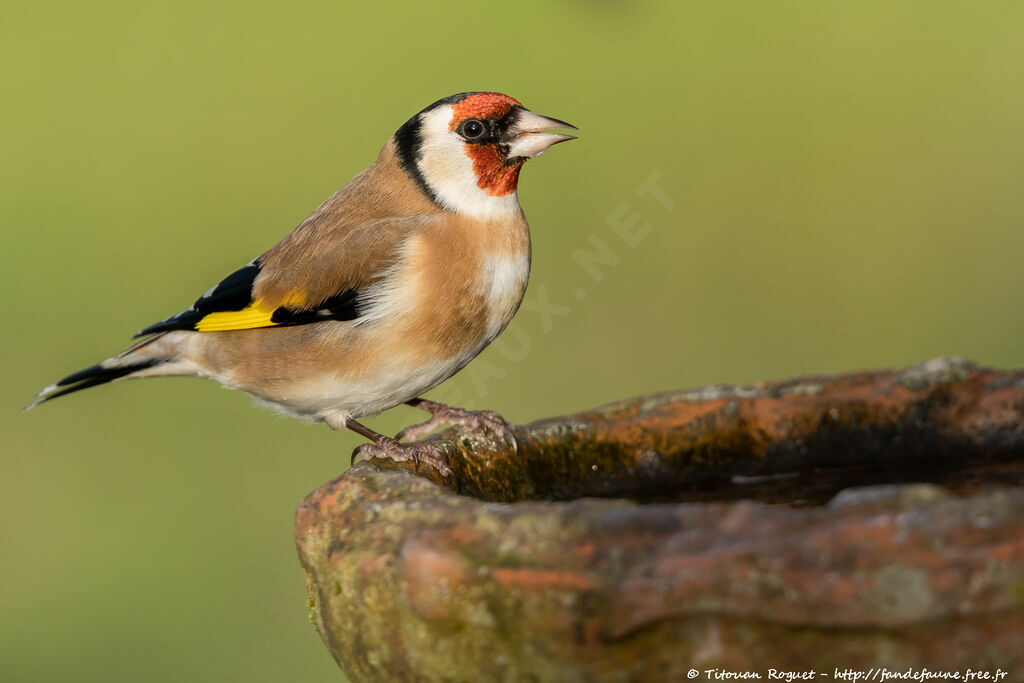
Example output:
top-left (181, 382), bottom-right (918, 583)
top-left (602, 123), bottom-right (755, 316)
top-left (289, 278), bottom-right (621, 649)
top-left (29, 92), bottom-right (576, 472)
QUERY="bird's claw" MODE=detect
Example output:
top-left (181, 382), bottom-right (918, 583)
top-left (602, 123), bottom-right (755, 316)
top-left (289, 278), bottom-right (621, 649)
top-left (352, 437), bottom-right (452, 477)
top-left (398, 401), bottom-right (514, 448)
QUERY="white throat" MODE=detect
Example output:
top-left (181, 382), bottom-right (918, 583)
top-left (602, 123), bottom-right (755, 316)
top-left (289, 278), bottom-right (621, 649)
top-left (415, 107), bottom-right (522, 220)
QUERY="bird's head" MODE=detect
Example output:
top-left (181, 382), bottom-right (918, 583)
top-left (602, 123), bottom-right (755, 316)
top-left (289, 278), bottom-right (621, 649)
top-left (394, 92), bottom-right (576, 218)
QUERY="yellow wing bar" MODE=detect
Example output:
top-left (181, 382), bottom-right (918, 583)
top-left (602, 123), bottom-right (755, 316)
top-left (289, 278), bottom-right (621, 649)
top-left (194, 293), bottom-right (307, 332)
top-left (195, 300), bottom-right (278, 331)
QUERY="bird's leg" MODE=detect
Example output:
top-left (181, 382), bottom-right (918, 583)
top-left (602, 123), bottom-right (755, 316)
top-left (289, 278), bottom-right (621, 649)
top-left (326, 415), bottom-right (452, 476)
top-left (396, 398), bottom-right (513, 446)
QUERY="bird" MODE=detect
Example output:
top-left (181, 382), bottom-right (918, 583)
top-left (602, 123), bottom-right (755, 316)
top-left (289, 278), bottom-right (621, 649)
top-left (27, 92), bottom-right (576, 474)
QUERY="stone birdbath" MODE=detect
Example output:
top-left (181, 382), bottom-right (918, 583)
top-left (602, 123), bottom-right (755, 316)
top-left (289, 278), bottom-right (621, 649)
top-left (295, 358), bottom-right (1024, 681)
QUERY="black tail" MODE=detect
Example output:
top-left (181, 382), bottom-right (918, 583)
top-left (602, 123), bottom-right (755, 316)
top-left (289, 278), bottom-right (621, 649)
top-left (26, 359), bottom-right (166, 411)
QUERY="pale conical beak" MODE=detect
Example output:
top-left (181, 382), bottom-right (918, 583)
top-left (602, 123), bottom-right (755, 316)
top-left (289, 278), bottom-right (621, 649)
top-left (506, 109), bottom-right (578, 159)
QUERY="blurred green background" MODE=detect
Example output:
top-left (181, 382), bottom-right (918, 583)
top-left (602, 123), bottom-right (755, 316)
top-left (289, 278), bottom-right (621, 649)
top-left (3, 1), bottom-right (1024, 680)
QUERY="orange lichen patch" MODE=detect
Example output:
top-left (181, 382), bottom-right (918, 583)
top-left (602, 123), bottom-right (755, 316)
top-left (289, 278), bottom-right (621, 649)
top-left (823, 576), bottom-right (858, 604)
top-left (465, 143), bottom-right (523, 196)
top-left (573, 541), bottom-right (596, 558)
top-left (400, 545), bottom-right (470, 585)
top-left (446, 522), bottom-right (488, 546)
top-left (356, 552), bottom-right (392, 574)
top-left (492, 568), bottom-right (594, 591)
top-left (401, 545), bottom-right (471, 621)
top-left (449, 92), bottom-right (521, 129)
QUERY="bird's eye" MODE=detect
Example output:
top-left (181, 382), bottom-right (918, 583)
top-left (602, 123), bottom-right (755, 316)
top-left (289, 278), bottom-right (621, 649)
top-left (460, 119), bottom-right (485, 140)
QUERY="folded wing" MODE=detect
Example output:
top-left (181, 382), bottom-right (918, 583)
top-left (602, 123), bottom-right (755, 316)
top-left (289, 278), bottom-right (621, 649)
top-left (135, 217), bottom-right (422, 337)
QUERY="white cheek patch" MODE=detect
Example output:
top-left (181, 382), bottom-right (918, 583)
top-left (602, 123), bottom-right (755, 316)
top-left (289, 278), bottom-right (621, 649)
top-left (416, 107), bottom-right (521, 219)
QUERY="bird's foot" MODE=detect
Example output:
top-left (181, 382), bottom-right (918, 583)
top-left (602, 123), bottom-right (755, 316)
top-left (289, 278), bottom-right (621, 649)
top-left (398, 399), bottom-right (514, 447)
top-left (352, 435), bottom-right (452, 477)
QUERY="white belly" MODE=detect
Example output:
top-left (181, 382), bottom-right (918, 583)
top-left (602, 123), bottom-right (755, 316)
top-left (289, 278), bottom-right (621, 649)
top-left (261, 353), bottom-right (475, 421)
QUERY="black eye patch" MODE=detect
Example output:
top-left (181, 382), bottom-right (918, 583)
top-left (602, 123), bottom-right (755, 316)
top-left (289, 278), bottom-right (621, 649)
top-left (458, 110), bottom-right (521, 145)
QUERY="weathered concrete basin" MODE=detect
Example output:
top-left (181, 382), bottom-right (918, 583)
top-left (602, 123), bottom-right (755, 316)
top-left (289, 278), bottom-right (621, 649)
top-left (295, 358), bottom-right (1024, 681)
